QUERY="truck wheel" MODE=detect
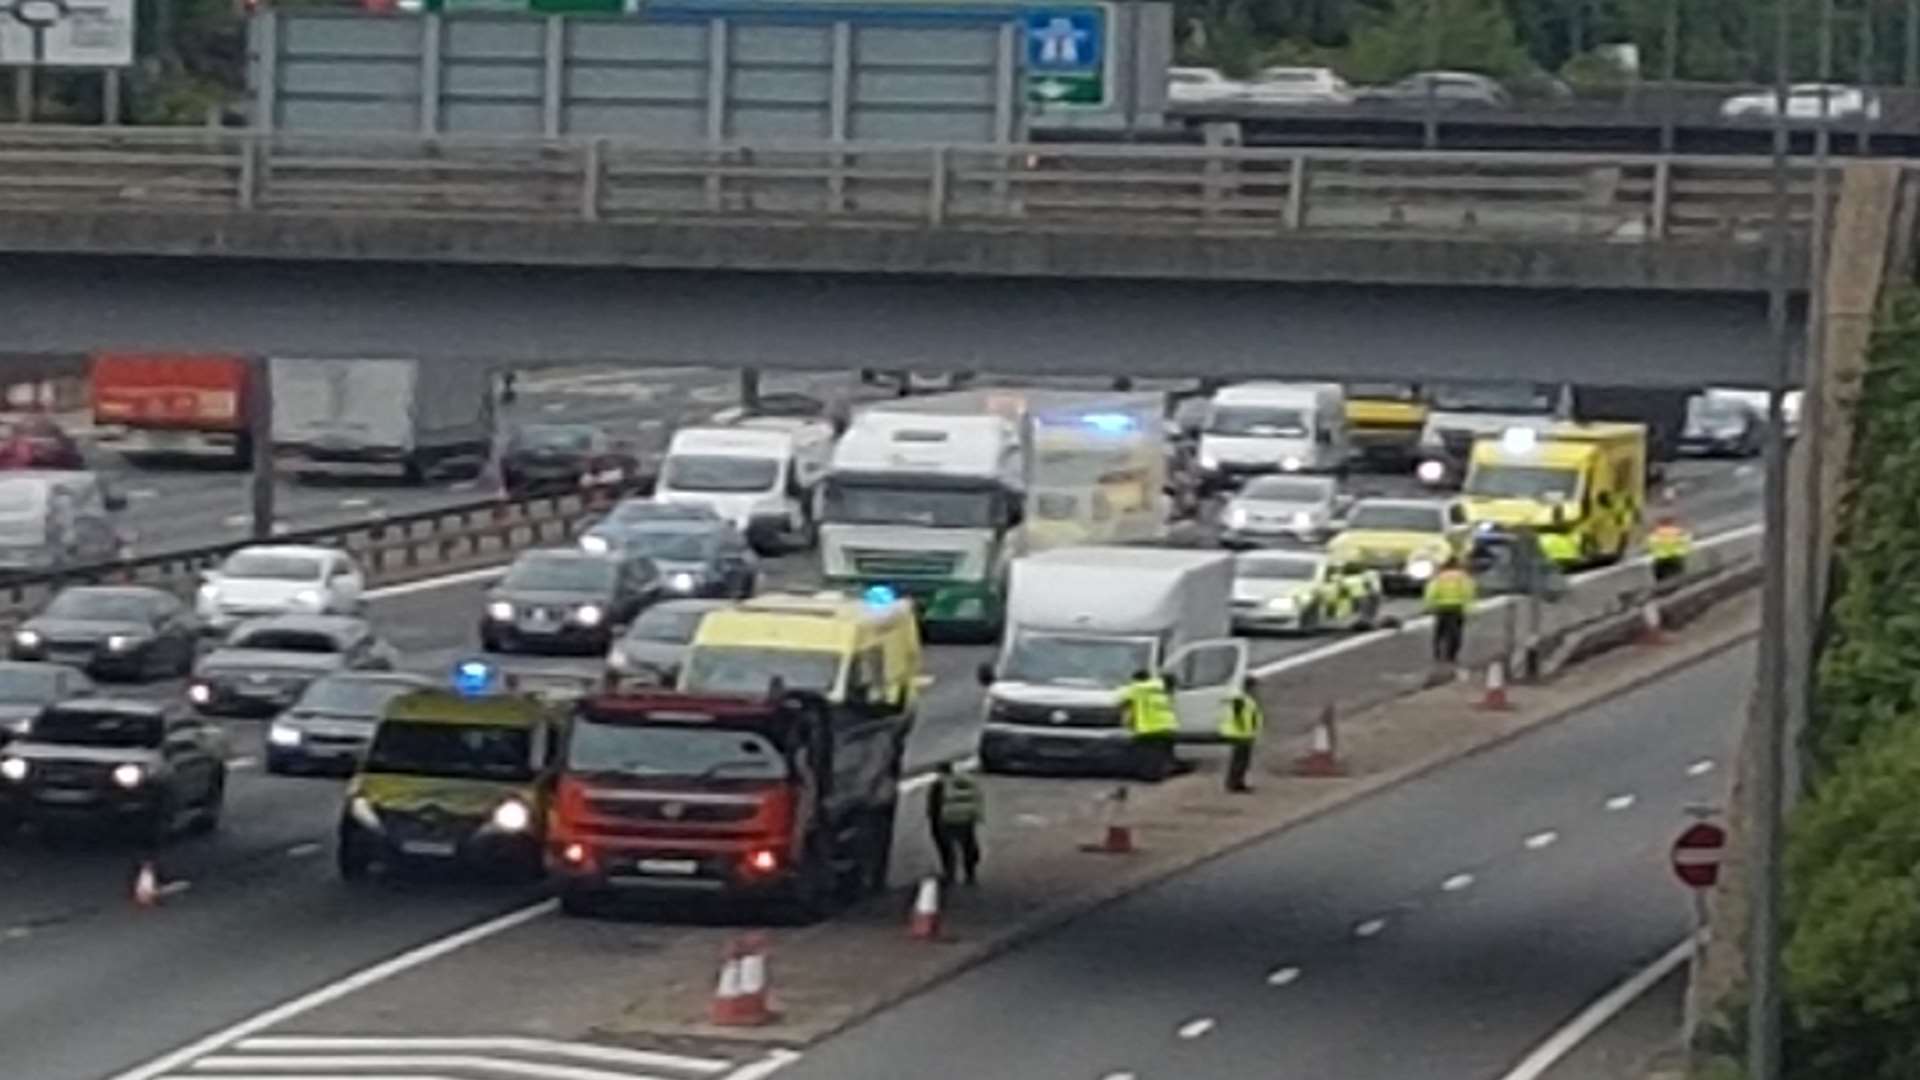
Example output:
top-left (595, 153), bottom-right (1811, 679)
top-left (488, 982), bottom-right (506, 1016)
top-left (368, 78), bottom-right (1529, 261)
top-left (559, 886), bottom-right (608, 918)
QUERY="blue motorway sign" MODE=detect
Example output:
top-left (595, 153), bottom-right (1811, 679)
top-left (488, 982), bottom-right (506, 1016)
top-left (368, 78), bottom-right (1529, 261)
top-left (1023, 6), bottom-right (1105, 105)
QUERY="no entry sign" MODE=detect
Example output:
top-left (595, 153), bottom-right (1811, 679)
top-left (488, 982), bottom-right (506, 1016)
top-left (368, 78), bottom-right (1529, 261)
top-left (1671, 821), bottom-right (1727, 890)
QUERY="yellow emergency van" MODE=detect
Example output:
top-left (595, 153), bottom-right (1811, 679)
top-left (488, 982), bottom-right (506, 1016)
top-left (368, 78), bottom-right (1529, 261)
top-left (1460, 423), bottom-right (1646, 567)
top-left (1344, 382), bottom-right (1429, 463)
top-left (678, 592), bottom-right (926, 714)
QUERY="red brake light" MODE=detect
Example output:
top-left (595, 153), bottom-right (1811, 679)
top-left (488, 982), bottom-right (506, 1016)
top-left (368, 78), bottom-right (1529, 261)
top-left (745, 848), bottom-right (779, 874)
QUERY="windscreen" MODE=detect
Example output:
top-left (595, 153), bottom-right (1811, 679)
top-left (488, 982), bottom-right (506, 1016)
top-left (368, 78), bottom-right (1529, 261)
top-left (503, 555), bottom-right (616, 591)
top-left (0, 667), bottom-right (61, 704)
top-left (1347, 504), bottom-right (1444, 532)
top-left (1428, 383), bottom-right (1557, 413)
top-left (609, 500), bottom-right (717, 524)
top-left (621, 529), bottom-right (714, 562)
top-left (625, 606), bottom-right (710, 644)
top-left (1206, 406), bottom-right (1309, 438)
top-left (1002, 633), bottom-right (1154, 688)
top-left (1238, 557), bottom-right (1319, 581)
top-left (822, 483), bottom-right (997, 528)
top-left (567, 720), bottom-right (787, 780)
top-left (663, 455), bottom-right (780, 493)
top-left (363, 721), bottom-right (533, 781)
top-left (1688, 397), bottom-right (1746, 425)
top-left (294, 676), bottom-right (418, 717)
top-left (512, 425), bottom-right (595, 452)
top-left (45, 591), bottom-right (151, 622)
top-left (1241, 477), bottom-right (1329, 503)
top-left (33, 708), bottom-right (161, 748)
top-left (1348, 382), bottom-right (1419, 401)
top-left (231, 629), bottom-right (342, 654)
top-left (682, 646), bottom-right (841, 696)
top-left (222, 552), bottom-right (322, 581)
top-left (1464, 465), bottom-right (1583, 503)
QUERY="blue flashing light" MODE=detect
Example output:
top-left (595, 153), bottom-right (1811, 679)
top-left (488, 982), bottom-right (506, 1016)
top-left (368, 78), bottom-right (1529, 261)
top-left (453, 659), bottom-right (496, 697)
top-left (1080, 412), bottom-right (1137, 434)
top-left (863, 585), bottom-right (899, 607)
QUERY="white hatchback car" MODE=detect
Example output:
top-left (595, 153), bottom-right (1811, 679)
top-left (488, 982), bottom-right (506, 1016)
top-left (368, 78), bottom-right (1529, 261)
top-left (195, 545), bottom-right (367, 634)
top-left (1242, 66), bottom-right (1356, 106)
top-left (1169, 66), bottom-right (1243, 105)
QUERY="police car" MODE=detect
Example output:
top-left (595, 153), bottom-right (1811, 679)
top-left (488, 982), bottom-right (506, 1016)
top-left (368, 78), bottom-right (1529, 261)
top-left (1230, 550), bottom-right (1384, 634)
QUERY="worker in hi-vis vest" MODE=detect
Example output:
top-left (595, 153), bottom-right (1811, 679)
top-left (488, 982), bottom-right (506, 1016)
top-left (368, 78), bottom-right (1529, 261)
top-left (927, 762), bottom-right (983, 885)
top-left (1220, 679), bottom-right (1264, 794)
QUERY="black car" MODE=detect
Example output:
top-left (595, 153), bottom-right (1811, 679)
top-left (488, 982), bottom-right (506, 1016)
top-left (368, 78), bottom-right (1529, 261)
top-left (266, 670), bottom-right (435, 776)
top-left (590, 518), bottom-right (757, 599)
top-left (481, 549), bottom-right (660, 655)
top-left (577, 498), bottom-right (721, 553)
top-left (1680, 395), bottom-right (1763, 458)
top-left (0, 698), bottom-right (226, 838)
top-left (501, 424), bottom-right (643, 495)
top-left (188, 614), bottom-right (401, 718)
top-left (0, 661), bottom-right (95, 744)
top-left (11, 585), bottom-right (200, 681)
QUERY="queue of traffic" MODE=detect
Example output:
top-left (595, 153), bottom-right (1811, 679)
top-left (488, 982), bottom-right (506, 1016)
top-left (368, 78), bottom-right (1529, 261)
top-left (0, 369), bottom-right (1722, 922)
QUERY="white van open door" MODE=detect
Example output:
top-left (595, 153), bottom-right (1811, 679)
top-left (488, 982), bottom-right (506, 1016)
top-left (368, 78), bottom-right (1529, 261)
top-left (1164, 638), bottom-right (1249, 740)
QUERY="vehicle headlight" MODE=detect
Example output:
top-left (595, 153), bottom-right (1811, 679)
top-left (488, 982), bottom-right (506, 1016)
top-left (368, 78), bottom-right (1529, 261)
top-left (607, 648), bottom-right (632, 672)
top-left (1198, 451), bottom-right (1220, 471)
top-left (349, 795), bottom-right (382, 830)
top-left (1266, 595), bottom-right (1298, 611)
top-left (1417, 460), bottom-right (1447, 484)
top-left (187, 682), bottom-right (212, 705)
top-left (111, 763), bottom-right (144, 789)
top-left (667, 571), bottom-right (698, 592)
top-left (5, 716), bottom-right (28, 736)
top-left (1407, 558), bottom-right (1437, 581)
top-left (1281, 456), bottom-right (1303, 472)
top-left (0, 757), bottom-right (26, 782)
top-left (12, 629), bottom-right (39, 649)
top-left (268, 723), bottom-right (302, 748)
top-left (197, 582), bottom-right (220, 603)
top-left (486, 600), bottom-right (514, 622)
top-left (491, 799), bottom-right (532, 833)
top-left (1291, 511), bottom-right (1313, 529)
top-left (107, 634), bottom-right (140, 652)
top-left (292, 588), bottom-right (324, 609)
top-left (574, 604), bottom-right (604, 627)
top-left (1224, 506), bottom-right (1249, 529)
top-left (579, 534), bottom-right (611, 554)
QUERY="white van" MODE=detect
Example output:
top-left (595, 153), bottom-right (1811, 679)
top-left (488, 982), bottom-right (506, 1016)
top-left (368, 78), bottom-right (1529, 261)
top-left (654, 421), bottom-right (833, 554)
top-left (0, 471), bottom-right (127, 574)
top-left (1196, 383), bottom-right (1349, 488)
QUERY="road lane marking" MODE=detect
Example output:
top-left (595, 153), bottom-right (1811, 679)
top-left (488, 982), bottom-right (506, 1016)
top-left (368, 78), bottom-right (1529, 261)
top-left (720, 1050), bottom-right (803, 1080)
top-left (3, 925), bottom-right (29, 941)
top-left (339, 498), bottom-right (373, 509)
top-left (1097, 1073), bottom-right (1137, 1080)
top-left (190, 1054), bottom-right (667, 1080)
top-left (1353, 917), bottom-right (1388, 938)
top-left (105, 900), bottom-right (559, 1080)
top-left (1524, 830), bottom-right (1559, 850)
top-left (1265, 966), bottom-right (1301, 987)
top-left (234, 1037), bottom-right (730, 1074)
top-left (1493, 936), bottom-right (1696, 1080)
top-left (1442, 872), bottom-right (1475, 892)
top-left (285, 843), bottom-right (322, 859)
top-left (1176, 1017), bottom-right (1216, 1039)
top-left (1688, 759), bottom-right (1716, 777)
top-left (227, 756), bottom-right (258, 771)
top-left (364, 566), bottom-right (508, 600)
top-left (1605, 794), bottom-right (1637, 812)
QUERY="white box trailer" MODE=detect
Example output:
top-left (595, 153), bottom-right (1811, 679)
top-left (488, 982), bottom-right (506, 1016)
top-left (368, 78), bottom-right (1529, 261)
top-left (270, 357), bottom-right (496, 484)
top-left (979, 546), bottom-right (1246, 775)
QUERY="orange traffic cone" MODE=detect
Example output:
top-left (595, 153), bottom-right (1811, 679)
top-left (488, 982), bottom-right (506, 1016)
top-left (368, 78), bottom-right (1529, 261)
top-left (132, 861), bottom-right (160, 908)
top-left (1478, 659), bottom-right (1512, 711)
top-left (709, 933), bottom-right (773, 1026)
top-left (908, 876), bottom-right (942, 940)
top-left (1636, 600), bottom-right (1669, 646)
top-left (1293, 705), bottom-right (1345, 777)
top-left (1079, 785), bottom-right (1135, 854)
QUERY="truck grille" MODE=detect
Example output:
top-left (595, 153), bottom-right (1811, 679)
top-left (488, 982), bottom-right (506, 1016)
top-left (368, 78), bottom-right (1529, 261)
top-left (584, 793), bottom-right (758, 825)
top-left (992, 701), bottom-right (1123, 730)
top-left (35, 760), bottom-right (109, 789)
top-left (848, 548), bottom-right (961, 578)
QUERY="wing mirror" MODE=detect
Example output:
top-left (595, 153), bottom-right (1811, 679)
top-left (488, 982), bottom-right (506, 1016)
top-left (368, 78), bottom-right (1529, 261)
top-left (975, 662), bottom-right (996, 687)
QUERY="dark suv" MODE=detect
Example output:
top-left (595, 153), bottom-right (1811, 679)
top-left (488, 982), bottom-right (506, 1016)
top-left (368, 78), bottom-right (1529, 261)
top-left (0, 698), bottom-right (227, 838)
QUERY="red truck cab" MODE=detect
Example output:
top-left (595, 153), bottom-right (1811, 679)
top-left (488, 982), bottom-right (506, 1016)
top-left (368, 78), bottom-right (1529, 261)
top-left (548, 688), bottom-right (901, 919)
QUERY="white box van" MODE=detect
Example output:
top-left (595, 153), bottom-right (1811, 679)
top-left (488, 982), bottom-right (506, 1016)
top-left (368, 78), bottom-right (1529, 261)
top-left (978, 547), bottom-right (1246, 777)
top-left (655, 420), bottom-right (833, 554)
top-left (0, 471), bottom-right (127, 574)
top-left (1196, 383), bottom-right (1348, 488)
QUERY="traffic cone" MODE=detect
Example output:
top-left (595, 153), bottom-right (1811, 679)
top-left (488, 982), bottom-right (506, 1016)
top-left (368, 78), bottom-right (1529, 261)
top-left (1079, 785), bottom-right (1135, 854)
top-left (1478, 659), bottom-right (1512, 711)
top-left (1636, 600), bottom-right (1669, 646)
top-left (1293, 705), bottom-right (1344, 777)
top-left (132, 861), bottom-right (160, 908)
top-left (908, 876), bottom-right (942, 939)
top-left (709, 934), bottom-right (773, 1026)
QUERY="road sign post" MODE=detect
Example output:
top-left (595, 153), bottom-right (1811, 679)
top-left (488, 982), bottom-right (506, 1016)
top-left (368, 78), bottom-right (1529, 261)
top-left (1672, 815), bottom-right (1725, 1063)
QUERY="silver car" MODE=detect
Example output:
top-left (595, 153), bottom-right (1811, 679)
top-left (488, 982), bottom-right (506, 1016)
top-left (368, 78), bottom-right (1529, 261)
top-left (188, 615), bottom-right (400, 718)
top-left (265, 671), bottom-right (434, 775)
top-left (1219, 475), bottom-right (1344, 546)
top-left (606, 599), bottom-right (730, 686)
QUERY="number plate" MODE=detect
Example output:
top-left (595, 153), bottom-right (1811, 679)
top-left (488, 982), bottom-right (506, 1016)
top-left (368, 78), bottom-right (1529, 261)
top-left (35, 789), bottom-right (96, 804)
top-left (636, 858), bottom-right (699, 876)
top-left (400, 840), bottom-right (458, 857)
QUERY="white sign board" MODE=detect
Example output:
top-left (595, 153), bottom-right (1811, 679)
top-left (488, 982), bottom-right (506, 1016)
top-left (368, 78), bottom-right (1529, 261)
top-left (0, 0), bottom-right (135, 67)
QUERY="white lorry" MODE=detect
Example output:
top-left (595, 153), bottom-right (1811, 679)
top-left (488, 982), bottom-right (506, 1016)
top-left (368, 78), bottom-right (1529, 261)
top-left (270, 357), bottom-right (496, 484)
top-left (654, 418), bottom-right (834, 554)
top-left (977, 546), bottom-right (1247, 778)
top-left (1196, 382), bottom-right (1349, 490)
top-left (817, 389), bottom-right (1168, 636)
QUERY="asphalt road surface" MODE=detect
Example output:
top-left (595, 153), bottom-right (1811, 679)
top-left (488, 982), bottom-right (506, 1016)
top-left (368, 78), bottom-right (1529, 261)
top-left (0, 452), bottom-right (1761, 1080)
top-left (775, 644), bottom-right (1752, 1080)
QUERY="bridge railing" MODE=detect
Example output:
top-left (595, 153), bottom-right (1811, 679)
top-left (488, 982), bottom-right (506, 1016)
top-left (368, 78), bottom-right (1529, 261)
top-left (0, 125), bottom-right (1825, 239)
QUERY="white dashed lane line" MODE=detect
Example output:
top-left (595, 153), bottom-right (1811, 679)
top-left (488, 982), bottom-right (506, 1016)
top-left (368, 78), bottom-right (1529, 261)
top-left (227, 756), bottom-right (259, 771)
top-left (1524, 830), bottom-right (1559, 850)
top-left (1441, 873), bottom-right (1476, 892)
top-left (286, 843), bottom-right (322, 859)
top-left (1266, 966), bottom-right (1302, 987)
top-left (1176, 1018), bottom-right (1217, 1040)
top-left (1353, 917), bottom-right (1389, 939)
top-left (1605, 794), bottom-right (1638, 812)
top-left (1687, 759), bottom-right (1717, 777)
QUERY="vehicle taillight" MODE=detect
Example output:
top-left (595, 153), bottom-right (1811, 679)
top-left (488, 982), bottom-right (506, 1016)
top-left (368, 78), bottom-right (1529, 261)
top-left (743, 848), bottom-right (779, 875)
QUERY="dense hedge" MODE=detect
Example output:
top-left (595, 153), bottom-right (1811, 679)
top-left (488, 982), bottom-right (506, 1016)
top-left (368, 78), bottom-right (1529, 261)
top-left (1775, 285), bottom-right (1920, 1077)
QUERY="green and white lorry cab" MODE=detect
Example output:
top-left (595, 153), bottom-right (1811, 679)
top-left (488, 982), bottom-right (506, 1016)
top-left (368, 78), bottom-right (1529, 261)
top-left (817, 410), bottom-right (1024, 638)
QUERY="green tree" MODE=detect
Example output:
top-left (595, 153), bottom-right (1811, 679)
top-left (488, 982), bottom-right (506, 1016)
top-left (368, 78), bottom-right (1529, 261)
top-left (1342, 0), bottom-right (1534, 81)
